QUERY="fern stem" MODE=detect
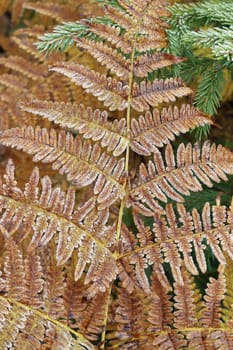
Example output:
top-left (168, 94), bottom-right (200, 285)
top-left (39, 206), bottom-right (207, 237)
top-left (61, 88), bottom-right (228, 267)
top-left (100, 4), bottom-right (155, 348)
top-left (100, 284), bottom-right (113, 349)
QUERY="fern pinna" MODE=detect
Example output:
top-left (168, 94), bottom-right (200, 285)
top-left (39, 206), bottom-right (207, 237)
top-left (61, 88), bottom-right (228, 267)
top-left (0, 0), bottom-right (233, 349)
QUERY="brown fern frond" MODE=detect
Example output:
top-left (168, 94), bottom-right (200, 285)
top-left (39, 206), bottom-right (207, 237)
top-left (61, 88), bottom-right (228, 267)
top-left (75, 38), bottom-right (131, 79)
top-left (42, 247), bottom-right (66, 319)
top-left (50, 62), bottom-right (129, 111)
top-left (201, 271), bottom-right (226, 327)
top-left (12, 36), bottom-right (44, 60)
top-left (20, 100), bottom-right (128, 156)
top-left (0, 296), bottom-right (95, 350)
top-left (131, 142), bottom-right (233, 215)
top-left (108, 287), bottom-right (150, 349)
top-left (0, 161), bottom-right (117, 295)
top-left (148, 274), bottom-right (172, 332)
top-left (119, 220), bottom-right (170, 291)
top-left (0, 73), bottom-right (28, 92)
top-left (0, 127), bottom-right (125, 207)
top-left (0, 225), bottom-right (26, 301)
top-left (119, 201), bottom-right (233, 286)
top-left (131, 77), bottom-right (192, 112)
top-left (134, 53), bottom-right (185, 78)
top-left (0, 56), bottom-right (47, 80)
top-left (64, 268), bottom-right (86, 329)
top-left (79, 291), bottom-right (110, 341)
top-left (131, 105), bottom-right (212, 155)
top-left (173, 268), bottom-right (201, 328)
top-left (23, 2), bottom-right (77, 22)
top-left (23, 249), bottom-right (44, 309)
top-left (84, 22), bottom-right (133, 54)
top-left (14, 25), bottom-right (45, 38)
top-left (104, 5), bottom-right (136, 31)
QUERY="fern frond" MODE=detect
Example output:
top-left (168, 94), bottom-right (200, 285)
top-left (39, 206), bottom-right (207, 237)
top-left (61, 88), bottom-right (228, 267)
top-left (133, 53), bottom-right (185, 78)
top-left (50, 62), bottom-right (129, 111)
top-left (130, 104), bottom-right (212, 155)
top-left (131, 142), bottom-right (233, 215)
top-left (0, 56), bottom-right (47, 80)
top-left (173, 268), bottom-right (201, 328)
top-left (131, 77), bottom-right (192, 112)
top-left (119, 200), bottom-right (233, 287)
top-left (75, 37), bottom-right (131, 79)
top-left (11, 36), bottom-right (44, 61)
top-left (14, 25), bottom-right (45, 38)
top-left (201, 271), bottom-right (226, 327)
top-left (23, 2), bottom-right (77, 22)
top-left (148, 274), bottom-right (172, 331)
top-left (0, 161), bottom-right (118, 296)
top-left (23, 250), bottom-right (44, 308)
top-left (84, 21), bottom-right (133, 54)
top-left (42, 248), bottom-right (66, 319)
top-left (0, 225), bottom-right (26, 301)
top-left (0, 127), bottom-right (125, 207)
top-left (0, 296), bottom-right (95, 350)
top-left (20, 100), bottom-right (128, 156)
top-left (0, 74), bottom-right (27, 92)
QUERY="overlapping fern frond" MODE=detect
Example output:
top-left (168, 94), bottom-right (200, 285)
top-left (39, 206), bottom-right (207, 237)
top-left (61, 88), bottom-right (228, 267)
top-left (0, 0), bottom-right (233, 349)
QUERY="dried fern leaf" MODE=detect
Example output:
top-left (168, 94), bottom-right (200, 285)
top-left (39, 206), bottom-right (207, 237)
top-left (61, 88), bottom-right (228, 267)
top-left (201, 271), bottom-right (226, 328)
top-left (0, 225), bottom-right (26, 301)
top-left (134, 53), bottom-right (185, 78)
top-left (122, 0), bottom-right (170, 22)
top-left (50, 62), bottom-right (129, 111)
top-left (20, 100), bottom-right (128, 156)
top-left (131, 142), bottom-right (233, 215)
top-left (84, 22), bottom-right (133, 54)
top-left (104, 5), bottom-right (137, 31)
top-left (75, 37), bottom-right (130, 79)
top-left (0, 296), bottom-right (95, 349)
top-left (12, 36), bottom-right (44, 60)
top-left (0, 127), bottom-right (125, 207)
top-left (14, 25), bottom-right (45, 38)
top-left (23, 249), bottom-right (44, 308)
top-left (120, 202), bottom-right (233, 286)
top-left (23, 2), bottom-right (77, 22)
top-left (131, 78), bottom-right (192, 112)
top-left (0, 161), bottom-right (117, 295)
top-left (173, 268), bottom-right (201, 329)
top-left (120, 219), bottom-right (170, 291)
top-left (42, 249), bottom-right (66, 319)
top-left (0, 56), bottom-right (47, 80)
top-left (78, 291), bottom-right (110, 341)
top-left (108, 288), bottom-right (150, 349)
top-left (0, 73), bottom-right (28, 92)
top-left (131, 105), bottom-right (212, 155)
top-left (148, 274), bottom-right (172, 332)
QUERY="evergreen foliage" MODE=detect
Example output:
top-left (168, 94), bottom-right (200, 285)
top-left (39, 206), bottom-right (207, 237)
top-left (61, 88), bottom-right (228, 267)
top-left (166, 0), bottom-right (233, 117)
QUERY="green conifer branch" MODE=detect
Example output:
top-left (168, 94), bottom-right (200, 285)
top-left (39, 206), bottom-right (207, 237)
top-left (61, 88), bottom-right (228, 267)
top-left (166, 0), bottom-right (233, 122)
